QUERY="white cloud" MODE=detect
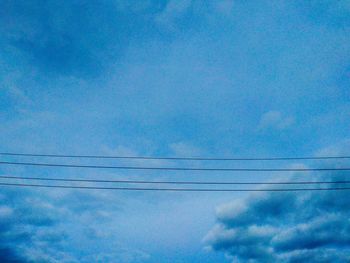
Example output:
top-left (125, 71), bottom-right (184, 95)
top-left (169, 141), bottom-right (202, 157)
top-left (0, 206), bottom-right (13, 218)
top-left (155, 0), bottom-right (192, 30)
top-left (213, 0), bottom-right (235, 16)
top-left (258, 111), bottom-right (294, 130)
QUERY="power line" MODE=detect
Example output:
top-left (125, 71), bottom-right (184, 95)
top-left (0, 182), bottom-right (350, 191)
top-left (0, 161), bottom-right (349, 172)
top-left (1, 175), bottom-right (349, 185)
top-left (1, 151), bottom-right (349, 161)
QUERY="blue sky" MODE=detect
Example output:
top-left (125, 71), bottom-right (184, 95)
top-left (0, 0), bottom-right (350, 262)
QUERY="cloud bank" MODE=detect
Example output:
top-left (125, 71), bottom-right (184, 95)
top-left (0, 188), bottom-right (67, 262)
top-left (204, 172), bottom-right (350, 262)
top-left (0, 186), bottom-right (153, 263)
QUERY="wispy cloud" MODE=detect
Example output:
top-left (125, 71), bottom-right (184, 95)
top-left (258, 111), bottom-right (294, 131)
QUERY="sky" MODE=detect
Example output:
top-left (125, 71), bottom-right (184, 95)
top-left (0, 0), bottom-right (350, 262)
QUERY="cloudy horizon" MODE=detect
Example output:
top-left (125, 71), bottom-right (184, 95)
top-left (1, 1), bottom-right (350, 262)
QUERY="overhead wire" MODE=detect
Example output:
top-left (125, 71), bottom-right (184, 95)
top-left (0, 182), bottom-right (349, 191)
top-left (1, 151), bottom-right (349, 161)
top-left (1, 151), bottom-right (349, 192)
top-left (0, 160), bottom-right (349, 172)
top-left (0, 175), bottom-right (349, 185)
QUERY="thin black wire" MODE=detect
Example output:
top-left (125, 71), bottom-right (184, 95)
top-left (1, 175), bottom-right (349, 185)
top-left (0, 182), bottom-right (349, 191)
top-left (1, 152), bottom-right (349, 161)
top-left (0, 161), bottom-right (349, 172)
